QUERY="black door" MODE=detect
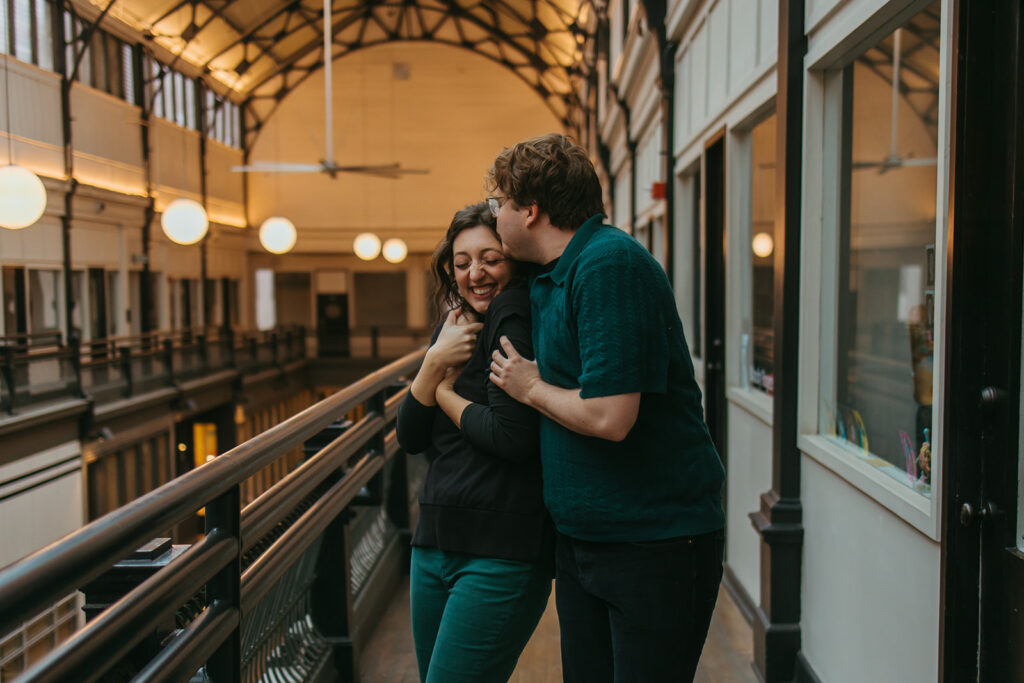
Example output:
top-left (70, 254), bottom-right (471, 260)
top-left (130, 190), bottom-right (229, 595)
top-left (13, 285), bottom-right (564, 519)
top-left (941, 2), bottom-right (1024, 680)
top-left (317, 294), bottom-right (350, 357)
top-left (703, 137), bottom-right (727, 462)
top-left (2, 266), bottom-right (27, 338)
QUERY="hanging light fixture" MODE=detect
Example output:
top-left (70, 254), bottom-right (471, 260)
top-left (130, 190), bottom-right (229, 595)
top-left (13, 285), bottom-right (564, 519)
top-left (353, 232), bottom-right (381, 261)
top-left (259, 216), bottom-right (297, 254)
top-left (161, 198), bottom-right (209, 245)
top-left (382, 238), bottom-right (407, 264)
top-left (0, 165), bottom-right (47, 230)
top-left (0, 14), bottom-right (46, 231)
top-left (752, 232), bottom-right (774, 258)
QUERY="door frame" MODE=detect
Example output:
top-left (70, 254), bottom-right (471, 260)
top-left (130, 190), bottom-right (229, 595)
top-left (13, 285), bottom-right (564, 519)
top-left (939, 1), bottom-right (1024, 680)
top-left (702, 132), bottom-right (728, 467)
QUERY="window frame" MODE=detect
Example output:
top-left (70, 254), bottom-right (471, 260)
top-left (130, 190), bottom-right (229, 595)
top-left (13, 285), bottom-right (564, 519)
top-left (797, 0), bottom-right (952, 540)
top-left (725, 106), bottom-right (777, 425)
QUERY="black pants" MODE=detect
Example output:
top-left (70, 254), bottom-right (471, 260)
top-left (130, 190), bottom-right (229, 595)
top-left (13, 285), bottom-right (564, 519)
top-left (555, 529), bottom-right (725, 683)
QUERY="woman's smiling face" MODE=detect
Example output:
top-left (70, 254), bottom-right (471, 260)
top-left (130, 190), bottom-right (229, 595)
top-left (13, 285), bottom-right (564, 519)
top-left (452, 225), bottom-right (512, 315)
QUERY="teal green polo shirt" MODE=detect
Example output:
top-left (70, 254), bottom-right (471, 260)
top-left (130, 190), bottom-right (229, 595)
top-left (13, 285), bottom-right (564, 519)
top-left (530, 215), bottom-right (725, 542)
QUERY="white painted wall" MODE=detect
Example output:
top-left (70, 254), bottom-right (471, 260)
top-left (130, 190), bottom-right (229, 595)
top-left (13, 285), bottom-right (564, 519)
top-left (725, 400), bottom-right (772, 605)
top-left (801, 456), bottom-right (940, 683)
top-left (71, 87), bottom-right (145, 196)
top-left (673, 0), bottom-right (777, 156)
top-left (636, 123), bottom-right (663, 219)
top-left (0, 442), bottom-right (84, 569)
top-left (0, 60), bottom-right (63, 178)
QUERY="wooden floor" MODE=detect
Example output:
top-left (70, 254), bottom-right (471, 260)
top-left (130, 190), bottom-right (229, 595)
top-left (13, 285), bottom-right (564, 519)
top-left (359, 578), bottom-right (757, 682)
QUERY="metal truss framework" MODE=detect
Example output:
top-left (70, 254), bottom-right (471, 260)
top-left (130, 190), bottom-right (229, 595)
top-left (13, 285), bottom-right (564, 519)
top-left (118, 0), bottom-right (595, 148)
top-left (856, 3), bottom-right (941, 145)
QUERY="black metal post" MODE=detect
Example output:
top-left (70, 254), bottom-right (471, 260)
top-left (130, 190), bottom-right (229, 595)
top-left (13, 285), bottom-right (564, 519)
top-left (609, 82), bottom-right (638, 234)
top-left (56, 10), bottom-right (76, 349)
top-left (310, 506), bottom-right (356, 681)
top-left (69, 333), bottom-right (84, 398)
top-left (198, 332), bottom-right (209, 372)
top-left (196, 80), bottom-right (211, 329)
top-left (749, 1), bottom-right (806, 681)
top-left (1, 344), bottom-right (15, 413)
top-left (162, 338), bottom-right (175, 385)
top-left (224, 326), bottom-right (236, 368)
top-left (204, 485), bottom-right (241, 683)
top-left (640, 0), bottom-right (675, 281)
top-left (135, 43), bottom-right (156, 334)
top-left (119, 346), bottom-right (133, 398)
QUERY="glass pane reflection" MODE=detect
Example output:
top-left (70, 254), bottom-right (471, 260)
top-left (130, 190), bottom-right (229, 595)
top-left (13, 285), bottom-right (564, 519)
top-left (829, 2), bottom-right (941, 497)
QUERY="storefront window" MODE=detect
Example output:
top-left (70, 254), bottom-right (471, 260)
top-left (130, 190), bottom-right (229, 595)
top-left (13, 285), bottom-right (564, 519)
top-left (749, 113), bottom-right (777, 393)
top-left (825, 3), bottom-right (940, 497)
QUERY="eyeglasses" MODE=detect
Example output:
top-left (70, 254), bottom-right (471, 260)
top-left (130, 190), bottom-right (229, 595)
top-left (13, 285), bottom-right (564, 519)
top-left (486, 196), bottom-right (508, 217)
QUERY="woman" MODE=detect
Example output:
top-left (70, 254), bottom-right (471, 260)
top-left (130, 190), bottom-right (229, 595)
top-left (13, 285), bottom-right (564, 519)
top-left (396, 202), bottom-right (551, 683)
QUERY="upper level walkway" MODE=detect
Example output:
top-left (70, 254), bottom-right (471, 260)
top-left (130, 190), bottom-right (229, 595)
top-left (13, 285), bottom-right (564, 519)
top-left (0, 347), bottom-right (756, 682)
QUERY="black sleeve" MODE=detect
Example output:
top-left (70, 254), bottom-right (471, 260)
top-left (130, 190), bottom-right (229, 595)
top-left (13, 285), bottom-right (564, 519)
top-left (458, 307), bottom-right (539, 463)
top-left (395, 320), bottom-right (445, 455)
top-left (396, 391), bottom-right (436, 455)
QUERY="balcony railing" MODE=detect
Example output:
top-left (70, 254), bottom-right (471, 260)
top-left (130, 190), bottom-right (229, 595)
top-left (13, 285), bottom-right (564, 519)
top-left (0, 326), bottom-right (307, 414)
top-left (0, 349), bottom-right (425, 682)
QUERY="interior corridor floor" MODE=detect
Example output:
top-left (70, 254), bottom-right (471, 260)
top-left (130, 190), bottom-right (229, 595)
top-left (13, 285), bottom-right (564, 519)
top-left (360, 578), bottom-right (757, 682)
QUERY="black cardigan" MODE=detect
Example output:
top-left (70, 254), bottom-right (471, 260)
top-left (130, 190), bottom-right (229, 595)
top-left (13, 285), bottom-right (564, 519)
top-left (396, 287), bottom-right (552, 565)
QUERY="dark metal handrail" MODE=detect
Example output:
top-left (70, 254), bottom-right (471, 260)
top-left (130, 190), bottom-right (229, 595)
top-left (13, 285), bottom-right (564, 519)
top-left (0, 348), bottom-right (425, 681)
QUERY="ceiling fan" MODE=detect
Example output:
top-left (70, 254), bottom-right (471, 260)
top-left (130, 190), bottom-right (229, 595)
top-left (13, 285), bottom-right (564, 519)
top-left (231, 0), bottom-right (427, 179)
top-left (852, 28), bottom-right (937, 175)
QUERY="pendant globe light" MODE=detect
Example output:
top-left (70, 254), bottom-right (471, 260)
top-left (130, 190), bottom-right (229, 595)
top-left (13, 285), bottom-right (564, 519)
top-left (353, 232), bottom-right (381, 261)
top-left (161, 198), bottom-right (209, 245)
top-left (0, 164), bottom-right (47, 230)
top-left (382, 238), bottom-right (407, 264)
top-left (0, 18), bottom-right (47, 230)
top-left (259, 216), bottom-right (297, 254)
top-left (751, 232), bottom-right (774, 258)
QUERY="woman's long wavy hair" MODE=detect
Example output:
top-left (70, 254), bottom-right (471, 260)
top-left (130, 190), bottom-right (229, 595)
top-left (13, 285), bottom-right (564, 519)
top-left (431, 202), bottom-right (522, 323)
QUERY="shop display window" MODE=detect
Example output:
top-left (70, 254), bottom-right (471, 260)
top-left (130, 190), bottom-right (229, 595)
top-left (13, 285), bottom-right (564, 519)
top-left (822, 3), bottom-right (940, 497)
top-left (748, 113), bottom-right (777, 394)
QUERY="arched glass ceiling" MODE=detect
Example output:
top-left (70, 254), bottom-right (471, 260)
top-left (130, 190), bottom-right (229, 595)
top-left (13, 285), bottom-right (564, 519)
top-left (85, 0), bottom-right (593, 143)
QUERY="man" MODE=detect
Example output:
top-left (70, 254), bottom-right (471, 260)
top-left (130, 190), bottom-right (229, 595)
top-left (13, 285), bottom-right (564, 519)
top-left (486, 133), bottom-right (726, 683)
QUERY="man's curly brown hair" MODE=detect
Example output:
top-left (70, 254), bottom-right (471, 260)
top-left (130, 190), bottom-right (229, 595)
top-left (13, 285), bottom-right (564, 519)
top-left (487, 133), bottom-right (605, 231)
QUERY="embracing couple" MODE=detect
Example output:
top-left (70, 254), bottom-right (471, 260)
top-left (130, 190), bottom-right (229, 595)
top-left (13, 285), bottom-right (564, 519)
top-left (395, 133), bottom-right (726, 683)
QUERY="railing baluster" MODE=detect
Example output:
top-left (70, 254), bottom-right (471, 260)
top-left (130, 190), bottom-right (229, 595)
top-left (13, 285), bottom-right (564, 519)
top-left (162, 338), bottom-right (174, 386)
top-left (198, 333), bottom-right (209, 373)
top-left (2, 344), bottom-right (14, 413)
top-left (310, 500), bottom-right (357, 681)
top-left (205, 484), bottom-right (241, 683)
top-left (119, 346), bottom-right (133, 398)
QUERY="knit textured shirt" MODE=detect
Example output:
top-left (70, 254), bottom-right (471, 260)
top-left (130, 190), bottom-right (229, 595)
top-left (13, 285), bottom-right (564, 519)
top-left (529, 214), bottom-right (726, 542)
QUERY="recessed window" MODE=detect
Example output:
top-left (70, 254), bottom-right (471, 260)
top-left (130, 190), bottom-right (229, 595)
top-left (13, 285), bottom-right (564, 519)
top-left (748, 112), bottom-right (777, 394)
top-left (824, 2), bottom-right (941, 497)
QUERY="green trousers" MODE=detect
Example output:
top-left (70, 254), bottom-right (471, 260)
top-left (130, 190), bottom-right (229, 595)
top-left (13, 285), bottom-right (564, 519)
top-left (410, 546), bottom-right (551, 683)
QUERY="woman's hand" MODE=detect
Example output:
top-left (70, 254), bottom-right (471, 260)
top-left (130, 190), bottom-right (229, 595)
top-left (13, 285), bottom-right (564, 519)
top-left (410, 310), bottom-right (481, 406)
top-left (427, 309), bottom-right (483, 370)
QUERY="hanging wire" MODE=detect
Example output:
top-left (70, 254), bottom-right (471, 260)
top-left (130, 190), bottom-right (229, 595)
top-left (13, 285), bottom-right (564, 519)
top-left (2, 0), bottom-right (13, 165)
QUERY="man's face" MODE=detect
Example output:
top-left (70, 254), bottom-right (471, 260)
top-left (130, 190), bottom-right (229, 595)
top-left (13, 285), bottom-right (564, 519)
top-left (490, 192), bottom-right (535, 262)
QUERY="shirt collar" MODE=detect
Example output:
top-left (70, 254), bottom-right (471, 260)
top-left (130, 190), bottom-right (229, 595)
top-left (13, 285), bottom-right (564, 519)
top-left (541, 214), bottom-right (606, 285)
